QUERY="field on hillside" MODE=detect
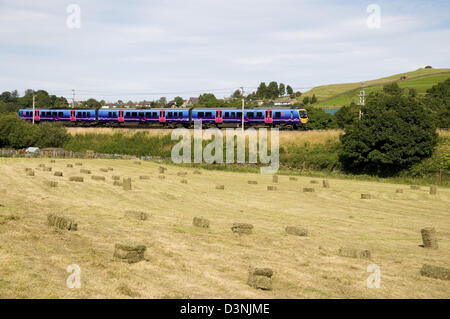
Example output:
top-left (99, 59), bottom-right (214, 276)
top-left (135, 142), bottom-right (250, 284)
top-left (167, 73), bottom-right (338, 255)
top-left (0, 157), bottom-right (449, 298)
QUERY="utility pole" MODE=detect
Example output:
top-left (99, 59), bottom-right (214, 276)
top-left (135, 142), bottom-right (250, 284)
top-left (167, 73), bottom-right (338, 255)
top-left (241, 86), bottom-right (245, 131)
top-left (32, 94), bottom-right (35, 125)
top-left (72, 89), bottom-right (75, 109)
top-left (359, 82), bottom-right (365, 120)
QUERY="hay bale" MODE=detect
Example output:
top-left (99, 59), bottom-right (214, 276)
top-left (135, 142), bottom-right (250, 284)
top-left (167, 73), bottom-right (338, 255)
top-left (100, 168), bottom-right (108, 172)
top-left (25, 168), bottom-right (33, 172)
top-left (92, 175), bottom-right (105, 181)
top-left (108, 167), bottom-right (113, 171)
top-left (430, 186), bottom-right (437, 195)
top-left (272, 175), bottom-right (278, 183)
top-left (124, 210), bottom-right (148, 221)
top-left (361, 193), bottom-right (371, 199)
top-left (123, 178), bottom-right (132, 191)
top-left (112, 175), bottom-right (120, 180)
top-left (216, 185), bottom-right (225, 190)
top-left (38, 164), bottom-right (46, 168)
top-left (43, 167), bottom-right (52, 172)
top-left (80, 169), bottom-right (91, 174)
top-left (396, 189), bottom-right (403, 193)
top-left (47, 214), bottom-right (77, 231)
top-left (50, 159), bottom-right (56, 163)
top-left (134, 161), bottom-right (141, 165)
top-left (410, 185), bottom-right (420, 190)
top-left (44, 181), bottom-right (58, 187)
top-left (113, 242), bottom-right (146, 264)
top-left (158, 175), bottom-right (165, 180)
top-left (158, 166), bottom-right (166, 174)
top-left (285, 226), bottom-right (308, 237)
top-left (113, 180), bottom-right (123, 186)
top-left (193, 217), bottom-right (210, 228)
top-left (421, 227), bottom-right (438, 249)
top-left (231, 223), bottom-right (253, 234)
top-left (310, 180), bottom-right (319, 184)
top-left (338, 247), bottom-right (371, 259)
top-left (69, 176), bottom-right (84, 182)
top-left (420, 264), bottom-right (450, 281)
top-left (248, 180), bottom-right (258, 184)
top-left (193, 170), bottom-right (202, 175)
top-left (177, 171), bottom-right (187, 176)
top-left (180, 179), bottom-right (188, 184)
top-left (267, 185), bottom-right (277, 191)
top-left (289, 177), bottom-right (297, 181)
top-left (26, 170), bottom-right (35, 176)
top-left (75, 162), bottom-right (83, 166)
top-left (303, 187), bottom-right (314, 192)
top-left (139, 175), bottom-right (150, 180)
top-left (54, 171), bottom-right (63, 177)
top-left (247, 266), bottom-right (273, 290)
top-left (322, 179), bottom-right (330, 188)
top-left (67, 164), bottom-right (73, 168)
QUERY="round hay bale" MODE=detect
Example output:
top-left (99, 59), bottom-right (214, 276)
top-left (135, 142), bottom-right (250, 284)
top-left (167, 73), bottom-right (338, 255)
top-left (231, 223), bottom-right (253, 234)
top-left (285, 226), bottom-right (308, 237)
top-left (289, 177), bottom-right (298, 181)
top-left (193, 217), bottom-right (210, 228)
top-left (421, 227), bottom-right (438, 249)
top-left (396, 189), bottom-right (403, 193)
top-left (112, 175), bottom-right (120, 180)
top-left (272, 175), bottom-right (278, 183)
top-left (50, 159), bottom-right (56, 163)
top-left (247, 266), bottom-right (273, 290)
top-left (47, 214), bottom-right (77, 231)
top-left (420, 264), bottom-right (450, 280)
top-left (123, 178), bottom-right (132, 190)
top-left (267, 185), bottom-right (277, 191)
top-left (248, 180), bottom-right (258, 184)
top-left (361, 193), bottom-right (371, 199)
top-left (92, 175), bottom-right (105, 181)
top-left (54, 171), bottom-right (63, 177)
top-left (180, 179), bottom-right (188, 184)
top-left (43, 167), bottom-right (52, 172)
top-left (80, 169), bottom-right (91, 174)
top-left (67, 164), bottom-right (73, 168)
top-left (429, 186), bottom-right (437, 195)
top-left (303, 187), bottom-right (314, 192)
top-left (216, 185), bottom-right (225, 190)
top-left (139, 175), bottom-right (150, 180)
top-left (322, 180), bottom-right (330, 188)
top-left (69, 176), bottom-right (84, 182)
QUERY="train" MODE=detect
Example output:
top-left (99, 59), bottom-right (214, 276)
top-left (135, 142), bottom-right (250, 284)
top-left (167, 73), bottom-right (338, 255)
top-left (18, 107), bottom-right (308, 129)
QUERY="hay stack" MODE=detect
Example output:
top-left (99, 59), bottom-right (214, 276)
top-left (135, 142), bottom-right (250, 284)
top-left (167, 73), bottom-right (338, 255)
top-left (139, 175), bottom-right (150, 180)
top-left (47, 214), bottom-right (77, 231)
top-left (421, 227), bottom-right (438, 249)
top-left (112, 175), bottom-right (120, 180)
top-left (272, 175), bottom-right (278, 183)
top-left (247, 266), bottom-right (273, 290)
top-left (285, 226), bottom-right (308, 237)
top-left (303, 187), bottom-right (314, 192)
top-left (123, 178), bottom-right (132, 191)
top-left (322, 179), bottom-right (330, 188)
top-left (38, 164), bottom-right (46, 168)
top-left (113, 243), bottom-right (146, 264)
top-left (216, 185), bottom-right (225, 190)
top-left (193, 217), bottom-right (210, 228)
top-left (25, 169), bottom-right (35, 176)
top-left (430, 186), bottom-right (437, 195)
top-left (231, 223), bottom-right (253, 234)
top-left (92, 175), bottom-right (105, 181)
top-left (361, 193), bottom-right (371, 199)
top-left (248, 181), bottom-right (258, 184)
top-left (50, 159), bottom-right (56, 163)
top-left (267, 185), bottom-right (277, 191)
top-left (69, 176), bottom-right (84, 182)
top-left (80, 169), bottom-right (91, 174)
top-left (410, 185), bottom-right (420, 190)
top-left (124, 211), bottom-right (148, 221)
top-left (44, 181), bottom-right (58, 187)
top-left (181, 179), bottom-right (188, 184)
top-left (338, 247), bottom-right (371, 259)
top-left (420, 264), bottom-right (450, 280)
top-left (67, 164), bottom-right (73, 168)
top-left (289, 177), bottom-right (298, 181)
top-left (54, 171), bottom-right (63, 177)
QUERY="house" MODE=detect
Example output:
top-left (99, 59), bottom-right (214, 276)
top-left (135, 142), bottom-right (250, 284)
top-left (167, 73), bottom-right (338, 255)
top-left (182, 97), bottom-right (200, 108)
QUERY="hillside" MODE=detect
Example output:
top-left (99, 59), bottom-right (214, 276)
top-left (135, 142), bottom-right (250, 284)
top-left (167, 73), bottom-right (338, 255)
top-left (300, 68), bottom-right (450, 109)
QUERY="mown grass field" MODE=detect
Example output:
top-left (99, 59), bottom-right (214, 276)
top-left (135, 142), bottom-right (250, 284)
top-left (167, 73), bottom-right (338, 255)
top-left (0, 157), bottom-right (449, 298)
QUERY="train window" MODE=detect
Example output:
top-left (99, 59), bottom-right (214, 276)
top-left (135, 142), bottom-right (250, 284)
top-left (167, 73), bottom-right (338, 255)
top-left (224, 112), bottom-right (229, 119)
top-left (52, 112), bottom-right (56, 116)
top-left (58, 112), bottom-right (63, 116)
top-left (145, 112), bottom-right (150, 117)
top-left (205, 112), bottom-right (212, 118)
top-left (126, 112), bottom-right (130, 117)
top-left (198, 112), bottom-right (204, 118)
top-left (87, 112), bottom-right (90, 117)
top-left (153, 112), bottom-right (157, 118)
top-left (247, 112), bottom-right (254, 118)
top-left (257, 112), bottom-right (263, 118)
top-left (168, 112), bottom-right (173, 118)
top-left (237, 112), bottom-right (242, 118)
top-left (230, 112), bottom-right (235, 118)
top-left (83, 112), bottom-right (87, 117)
top-left (108, 112), bottom-right (112, 117)
top-left (274, 112), bottom-right (281, 118)
top-left (132, 112), bottom-right (137, 117)
top-left (139, 112), bottom-right (144, 117)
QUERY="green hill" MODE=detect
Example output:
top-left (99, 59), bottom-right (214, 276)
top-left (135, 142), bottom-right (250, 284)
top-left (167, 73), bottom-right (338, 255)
top-left (300, 68), bottom-right (450, 109)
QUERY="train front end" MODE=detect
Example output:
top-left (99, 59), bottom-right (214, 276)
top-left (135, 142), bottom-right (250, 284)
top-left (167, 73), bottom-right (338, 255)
top-left (299, 108), bottom-right (308, 129)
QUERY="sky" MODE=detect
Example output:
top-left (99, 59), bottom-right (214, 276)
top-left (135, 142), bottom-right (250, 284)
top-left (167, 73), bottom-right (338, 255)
top-left (0, 0), bottom-right (449, 102)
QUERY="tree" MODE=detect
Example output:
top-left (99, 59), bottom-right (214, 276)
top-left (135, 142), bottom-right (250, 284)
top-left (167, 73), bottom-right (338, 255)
top-left (279, 83), bottom-right (286, 97)
top-left (339, 91), bottom-right (438, 176)
top-left (305, 107), bottom-right (338, 130)
top-left (423, 78), bottom-right (450, 128)
top-left (159, 97), bottom-right (167, 106)
top-left (198, 93), bottom-right (218, 107)
top-left (231, 89), bottom-right (242, 99)
top-left (83, 98), bottom-right (102, 109)
top-left (335, 102), bottom-right (359, 128)
top-left (267, 81), bottom-right (279, 99)
top-left (311, 94), bottom-right (317, 104)
top-left (256, 82), bottom-right (267, 99)
top-left (286, 85), bottom-right (294, 96)
top-left (174, 96), bottom-right (184, 107)
top-left (382, 82), bottom-right (402, 95)
top-left (302, 96), bottom-right (310, 105)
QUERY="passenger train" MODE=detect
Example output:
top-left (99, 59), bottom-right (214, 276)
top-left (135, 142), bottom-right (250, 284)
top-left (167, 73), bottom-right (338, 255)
top-left (18, 107), bottom-right (308, 129)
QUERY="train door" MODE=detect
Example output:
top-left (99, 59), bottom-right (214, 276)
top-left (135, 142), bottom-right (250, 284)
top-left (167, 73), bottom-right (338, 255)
top-left (70, 110), bottom-right (76, 122)
top-left (265, 109), bottom-right (272, 124)
top-left (159, 110), bottom-right (166, 123)
top-left (118, 110), bottom-right (124, 122)
top-left (34, 109), bottom-right (40, 122)
top-left (215, 110), bottom-right (223, 123)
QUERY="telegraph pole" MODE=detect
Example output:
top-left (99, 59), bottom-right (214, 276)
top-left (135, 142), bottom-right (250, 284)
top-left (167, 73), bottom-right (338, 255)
top-left (72, 89), bottom-right (75, 109)
top-left (359, 82), bottom-right (365, 120)
top-left (241, 86), bottom-right (245, 131)
top-left (32, 94), bottom-right (35, 125)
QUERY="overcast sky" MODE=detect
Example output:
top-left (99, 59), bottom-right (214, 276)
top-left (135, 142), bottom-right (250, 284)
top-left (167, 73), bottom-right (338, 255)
top-left (0, 0), bottom-right (449, 102)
